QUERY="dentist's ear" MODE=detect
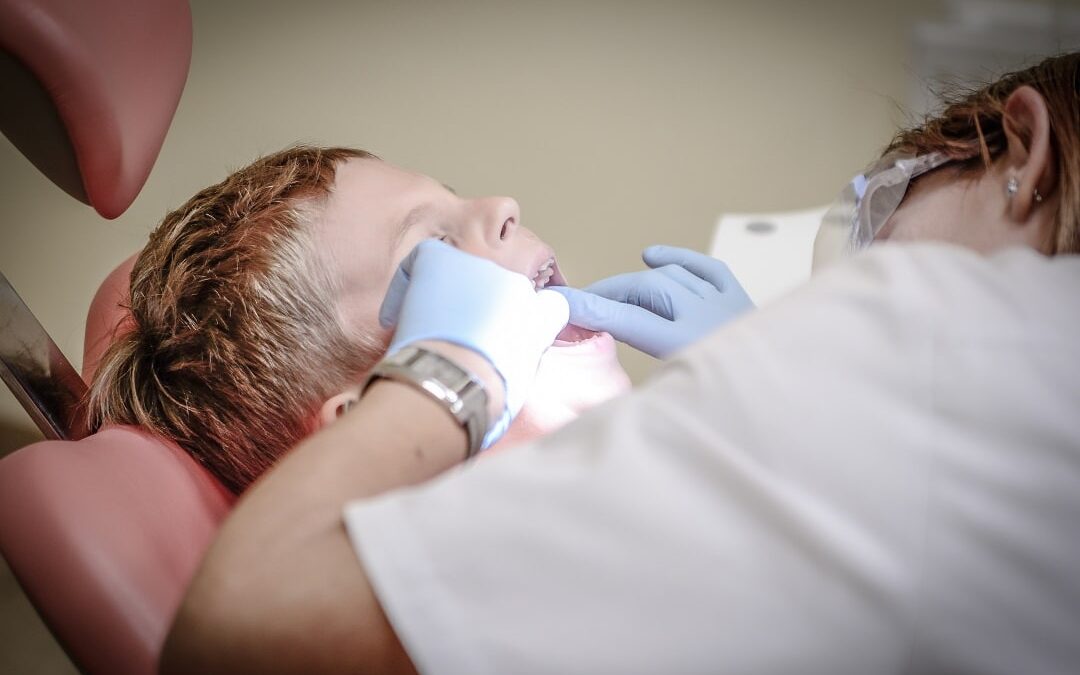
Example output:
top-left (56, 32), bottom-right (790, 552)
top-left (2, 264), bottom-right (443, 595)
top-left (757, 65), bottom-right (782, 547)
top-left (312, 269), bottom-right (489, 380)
top-left (1002, 85), bottom-right (1055, 224)
top-left (318, 389), bottom-right (361, 428)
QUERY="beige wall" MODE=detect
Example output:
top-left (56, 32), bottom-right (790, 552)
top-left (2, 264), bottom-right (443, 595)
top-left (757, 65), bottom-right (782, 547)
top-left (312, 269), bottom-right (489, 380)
top-left (2, 0), bottom-right (1071, 453)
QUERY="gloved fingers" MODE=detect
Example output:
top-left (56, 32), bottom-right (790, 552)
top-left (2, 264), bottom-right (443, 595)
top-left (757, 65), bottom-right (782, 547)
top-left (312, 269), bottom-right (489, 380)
top-left (579, 270), bottom-right (645, 302)
top-left (548, 286), bottom-right (611, 330)
top-left (583, 270), bottom-right (694, 321)
top-left (549, 286), bottom-right (672, 355)
top-left (652, 263), bottom-right (714, 299)
top-left (533, 289), bottom-right (571, 345)
top-left (642, 245), bottom-right (737, 293)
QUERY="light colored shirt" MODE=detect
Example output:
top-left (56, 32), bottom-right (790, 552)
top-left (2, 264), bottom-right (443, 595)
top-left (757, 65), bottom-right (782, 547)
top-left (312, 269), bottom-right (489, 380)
top-left (344, 243), bottom-right (1080, 675)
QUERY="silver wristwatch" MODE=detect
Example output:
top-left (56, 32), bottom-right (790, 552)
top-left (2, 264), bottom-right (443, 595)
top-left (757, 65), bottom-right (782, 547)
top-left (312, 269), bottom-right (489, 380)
top-left (361, 346), bottom-right (489, 458)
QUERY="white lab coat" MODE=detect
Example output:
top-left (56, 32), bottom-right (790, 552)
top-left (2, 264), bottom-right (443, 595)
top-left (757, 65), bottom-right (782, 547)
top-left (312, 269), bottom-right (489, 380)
top-left (344, 243), bottom-right (1080, 675)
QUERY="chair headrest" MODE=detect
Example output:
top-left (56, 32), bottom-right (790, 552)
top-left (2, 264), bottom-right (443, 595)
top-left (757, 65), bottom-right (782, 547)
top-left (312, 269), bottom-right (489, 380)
top-left (83, 252), bottom-right (138, 384)
top-left (0, 0), bottom-right (192, 218)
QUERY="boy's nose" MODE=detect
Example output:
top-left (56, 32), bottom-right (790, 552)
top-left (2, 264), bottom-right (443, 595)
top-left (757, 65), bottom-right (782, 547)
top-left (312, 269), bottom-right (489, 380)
top-left (477, 197), bottom-right (520, 248)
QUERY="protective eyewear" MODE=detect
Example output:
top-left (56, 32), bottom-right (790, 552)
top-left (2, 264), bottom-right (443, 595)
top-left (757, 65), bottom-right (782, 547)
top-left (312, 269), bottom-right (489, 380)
top-left (813, 151), bottom-right (952, 269)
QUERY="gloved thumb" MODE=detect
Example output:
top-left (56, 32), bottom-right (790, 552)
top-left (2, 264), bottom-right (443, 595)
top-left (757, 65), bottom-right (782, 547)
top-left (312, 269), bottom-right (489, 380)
top-left (378, 263), bottom-right (410, 329)
top-left (377, 242), bottom-right (431, 329)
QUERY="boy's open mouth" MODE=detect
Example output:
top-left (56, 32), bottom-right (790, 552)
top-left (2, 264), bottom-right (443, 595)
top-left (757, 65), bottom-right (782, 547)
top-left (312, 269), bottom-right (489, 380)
top-left (528, 257), bottom-right (599, 344)
top-left (554, 323), bottom-right (601, 344)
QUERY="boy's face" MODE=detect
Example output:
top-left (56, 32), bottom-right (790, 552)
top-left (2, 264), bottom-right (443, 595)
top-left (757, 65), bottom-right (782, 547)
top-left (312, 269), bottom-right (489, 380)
top-left (317, 157), bottom-right (564, 343)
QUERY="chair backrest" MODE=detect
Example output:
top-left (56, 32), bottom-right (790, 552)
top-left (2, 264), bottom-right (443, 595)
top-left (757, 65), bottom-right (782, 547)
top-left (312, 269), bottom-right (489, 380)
top-left (0, 427), bottom-right (233, 675)
top-left (0, 254), bottom-right (234, 675)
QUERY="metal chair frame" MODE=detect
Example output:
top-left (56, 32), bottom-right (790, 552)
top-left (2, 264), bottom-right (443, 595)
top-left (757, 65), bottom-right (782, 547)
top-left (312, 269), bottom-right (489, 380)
top-left (0, 270), bottom-right (86, 441)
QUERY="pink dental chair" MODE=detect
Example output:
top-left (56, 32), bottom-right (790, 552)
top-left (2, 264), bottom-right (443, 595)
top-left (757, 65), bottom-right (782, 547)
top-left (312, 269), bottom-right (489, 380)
top-left (0, 2), bottom-right (235, 674)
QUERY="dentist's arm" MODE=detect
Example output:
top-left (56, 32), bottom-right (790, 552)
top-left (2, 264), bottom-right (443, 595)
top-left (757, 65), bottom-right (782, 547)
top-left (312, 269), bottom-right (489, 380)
top-left (160, 241), bottom-right (568, 675)
top-left (161, 372), bottom-right (477, 675)
top-left (551, 245), bottom-right (754, 358)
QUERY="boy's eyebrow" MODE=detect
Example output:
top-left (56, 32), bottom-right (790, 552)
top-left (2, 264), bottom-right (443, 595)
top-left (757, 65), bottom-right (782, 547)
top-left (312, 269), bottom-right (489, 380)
top-left (389, 184), bottom-right (455, 252)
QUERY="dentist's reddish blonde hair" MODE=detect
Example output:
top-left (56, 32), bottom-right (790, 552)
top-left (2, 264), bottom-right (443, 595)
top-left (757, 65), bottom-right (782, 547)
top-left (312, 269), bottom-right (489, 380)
top-left (88, 145), bottom-right (383, 494)
top-left (885, 51), bottom-right (1079, 253)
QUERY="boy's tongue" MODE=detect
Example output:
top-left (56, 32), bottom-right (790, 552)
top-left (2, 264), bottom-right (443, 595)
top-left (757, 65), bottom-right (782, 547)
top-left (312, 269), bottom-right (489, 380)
top-left (555, 323), bottom-right (599, 344)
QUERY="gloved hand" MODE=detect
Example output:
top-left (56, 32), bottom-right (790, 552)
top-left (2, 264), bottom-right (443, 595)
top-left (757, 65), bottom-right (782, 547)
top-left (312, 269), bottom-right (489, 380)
top-left (379, 239), bottom-right (570, 448)
top-left (550, 245), bottom-right (753, 359)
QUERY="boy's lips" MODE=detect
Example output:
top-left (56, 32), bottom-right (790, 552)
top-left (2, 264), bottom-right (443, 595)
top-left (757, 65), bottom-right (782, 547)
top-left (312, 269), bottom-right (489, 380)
top-left (550, 260), bottom-right (567, 287)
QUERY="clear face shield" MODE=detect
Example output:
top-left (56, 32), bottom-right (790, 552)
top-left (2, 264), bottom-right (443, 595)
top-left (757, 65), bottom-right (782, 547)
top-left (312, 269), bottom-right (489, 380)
top-left (812, 151), bottom-right (952, 271)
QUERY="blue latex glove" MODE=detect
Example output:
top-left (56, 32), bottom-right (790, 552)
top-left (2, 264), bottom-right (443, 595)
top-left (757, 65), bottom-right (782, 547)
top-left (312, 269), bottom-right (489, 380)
top-left (379, 239), bottom-right (570, 448)
top-left (550, 245), bottom-right (753, 359)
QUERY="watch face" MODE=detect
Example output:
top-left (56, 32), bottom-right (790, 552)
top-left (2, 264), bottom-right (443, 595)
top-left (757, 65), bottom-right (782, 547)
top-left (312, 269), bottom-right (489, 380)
top-left (380, 347), bottom-right (486, 456)
top-left (423, 352), bottom-right (469, 388)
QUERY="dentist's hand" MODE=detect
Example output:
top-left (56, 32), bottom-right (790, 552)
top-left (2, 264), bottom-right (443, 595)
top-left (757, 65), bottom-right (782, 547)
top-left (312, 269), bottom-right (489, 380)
top-left (550, 245), bottom-right (753, 359)
top-left (379, 239), bottom-right (570, 448)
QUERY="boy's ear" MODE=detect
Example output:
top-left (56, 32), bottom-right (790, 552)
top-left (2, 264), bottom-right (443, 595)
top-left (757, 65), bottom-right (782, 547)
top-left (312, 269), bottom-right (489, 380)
top-left (317, 389), bottom-right (361, 428)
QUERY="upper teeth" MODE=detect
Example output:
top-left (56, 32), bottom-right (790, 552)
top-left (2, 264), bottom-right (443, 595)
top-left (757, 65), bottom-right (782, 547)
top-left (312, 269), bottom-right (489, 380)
top-left (533, 258), bottom-right (555, 289)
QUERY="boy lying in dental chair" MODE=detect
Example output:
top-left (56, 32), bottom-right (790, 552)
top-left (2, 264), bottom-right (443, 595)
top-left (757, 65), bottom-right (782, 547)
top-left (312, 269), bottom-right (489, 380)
top-left (87, 146), bottom-right (630, 494)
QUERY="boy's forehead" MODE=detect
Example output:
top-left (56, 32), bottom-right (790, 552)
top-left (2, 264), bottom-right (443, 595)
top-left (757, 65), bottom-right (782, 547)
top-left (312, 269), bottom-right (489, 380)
top-left (333, 157), bottom-right (427, 205)
top-left (315, 158), bottom-right (426, 329)
top-left (324, 158), bottom-right (432, 235)
top-left (316, 158), bottom-right (444, 285)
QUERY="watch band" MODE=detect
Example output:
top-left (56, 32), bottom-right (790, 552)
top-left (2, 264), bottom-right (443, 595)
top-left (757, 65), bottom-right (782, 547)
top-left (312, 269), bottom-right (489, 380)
top-left (360, 346), bottom-right (489, 458)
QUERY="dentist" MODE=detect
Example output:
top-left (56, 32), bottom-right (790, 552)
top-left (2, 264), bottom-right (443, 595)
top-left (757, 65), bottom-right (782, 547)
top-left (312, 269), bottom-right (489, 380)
top-left (161, 67), bottom-right (1080, 674)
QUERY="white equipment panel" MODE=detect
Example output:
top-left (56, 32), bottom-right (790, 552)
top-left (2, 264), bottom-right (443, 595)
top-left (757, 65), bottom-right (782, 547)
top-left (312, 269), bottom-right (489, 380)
top-left (707, 206), bottom-right (827, 306)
